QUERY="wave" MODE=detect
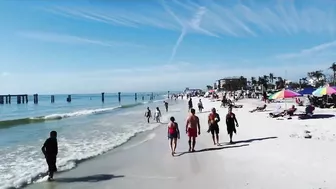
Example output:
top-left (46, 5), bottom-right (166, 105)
top-left (1, 113), bottom-right (173, 189)
top-left (0, 102), bottom-right (149, 130)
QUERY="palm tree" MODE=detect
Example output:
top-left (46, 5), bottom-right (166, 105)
top-left (206, 85), bottom-right (213, 90)
top-left (308, 70), bottom-right (325, 87)
top-left (329, 62), bottom-right (336, 85)
top-left (269, 73), bottom-right (275, 84)
top-left (276, 77), bottom-right (285, 89)
top-left (251, 77), bottom-right (256, 86)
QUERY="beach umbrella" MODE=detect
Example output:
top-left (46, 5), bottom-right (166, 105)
top-left (268, 89), bottom-right (301, 100)
top-left (312, 85), bottom-right (336, 96)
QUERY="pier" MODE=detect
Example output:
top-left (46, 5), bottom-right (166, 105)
top-left (0, 94), bottom-right (28, 104)
top-left (0, 91), bottom-right (170, 105)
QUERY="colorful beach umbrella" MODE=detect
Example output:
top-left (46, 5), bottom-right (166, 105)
top-left (268, 89), bottom-right (302, 99)
top-left (312, 85), bottom-right (336, 96)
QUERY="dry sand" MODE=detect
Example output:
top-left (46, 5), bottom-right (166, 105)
top-left (25, 97), bottom-right (336, 189)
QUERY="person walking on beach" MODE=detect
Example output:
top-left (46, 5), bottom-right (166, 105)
top-left (198, 99), bottom-right (204, 113)
top-left (186, 108), bottom-right (200, 152)
top-left (208, 108), bottom-right (221, 145)
top-left (41, 131), bottom-right (58, 181)
top-left (154, 107), bottom-right (162, 123)
top-left (168, 116), bottom-right (180, 156)
top-left (188, 98), bottom-right (193, 112)
top-left (145, 107), bottom-right (152, 123)
top-left (164, 101), bottom-right (169, 112)
top-left (226, 108), bottom-right (239, 144)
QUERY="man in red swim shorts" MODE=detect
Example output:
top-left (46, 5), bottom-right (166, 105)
top-left (185, 108), bottom-right (200, 152)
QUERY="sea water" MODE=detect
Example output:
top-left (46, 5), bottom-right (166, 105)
top-left (0, 93), bottom-right (183, 189)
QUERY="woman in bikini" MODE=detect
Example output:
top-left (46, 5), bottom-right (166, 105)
top-left (168, 116), bottom-right (180, 156)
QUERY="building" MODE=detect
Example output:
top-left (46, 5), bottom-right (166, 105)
top-left (217, 76), bottom-right (247, 91)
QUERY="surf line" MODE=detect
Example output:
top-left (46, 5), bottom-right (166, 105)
top-left (122, 133), bottom-right (156, 150)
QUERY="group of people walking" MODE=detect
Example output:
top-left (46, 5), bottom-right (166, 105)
top-left (167, 98), bottom-right (239, 156)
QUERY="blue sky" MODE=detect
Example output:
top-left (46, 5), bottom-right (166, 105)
top-left (1, 0), bottom-right (336, 94)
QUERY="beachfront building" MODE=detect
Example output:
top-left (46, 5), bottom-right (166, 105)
top-left (217, 76), bottom-right (248, 91)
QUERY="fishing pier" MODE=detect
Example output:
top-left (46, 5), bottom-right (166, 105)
top-left (0, 91), bottom-right (171, 105)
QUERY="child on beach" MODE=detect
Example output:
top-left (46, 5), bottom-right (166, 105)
top-left (41, 131), bottom-right (58, 181)
top-left (168, 116), bottom-right (180, 156)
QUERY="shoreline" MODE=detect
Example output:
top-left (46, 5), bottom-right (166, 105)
top-left (22, 97), bottom-right (336, 189)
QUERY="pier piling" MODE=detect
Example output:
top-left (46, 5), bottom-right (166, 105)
top-left (0, 96), bottom-right (3, 104)
top-left (25, 95), bottom-right (28, 103)
top-left (33, 94), bottom-right (38, 104)
top-left (142, 96), bottom-right (144, 101)
top-left (135, 93), bottom-right (137, 102)
top-left (17, 95), bottom-right (21, 104)
top-left (8, 95), bottom-right (11, 104)
top-left (101, 92), bottom-right (105, 103)
top-left (51, 95), bottom-right (55, 103)
top-left (66, 95), bottom-right (71, 103)
top-left (118, 92), bottom-right (121, 103)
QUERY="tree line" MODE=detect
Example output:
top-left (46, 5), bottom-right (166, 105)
top-left (207, 62), bottom-right (336, 91)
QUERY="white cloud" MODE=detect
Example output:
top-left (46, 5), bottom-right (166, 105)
top-left (44, 0), bottom-right (336, 37)
top-left (17, 31), bottom-right (144, 48)
top-left (276, 40), bottom-right (336, 59)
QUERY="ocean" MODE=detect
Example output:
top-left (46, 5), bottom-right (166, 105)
top-left (0, 92), bottom-right (182, 189)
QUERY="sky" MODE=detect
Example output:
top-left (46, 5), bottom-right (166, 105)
top-left (1, 0), bottom-right (336, 94)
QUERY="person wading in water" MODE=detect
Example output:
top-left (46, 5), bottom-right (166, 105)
top-left (145, 107), bottom-right (152, 123)
top-left (41, 131), bottom-right (58, 181)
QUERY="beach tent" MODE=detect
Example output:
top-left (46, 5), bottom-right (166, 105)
top-left (298, 87), bottom-right (316, 95)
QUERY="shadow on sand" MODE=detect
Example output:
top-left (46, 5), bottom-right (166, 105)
top-left (175, 144), bottom-right (249, 157)
top-left (299, 114), bottom-right (335, 120)
top-left (54, 174), bottom-right (124, 183)
top-left (228, 136), bottom-right (278, 145)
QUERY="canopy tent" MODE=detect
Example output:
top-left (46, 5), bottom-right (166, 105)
top-left (298, 87), bottom-right (316, 95)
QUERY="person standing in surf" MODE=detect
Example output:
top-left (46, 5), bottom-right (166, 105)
top-left (185, 108), bottom-right (200, 152)
top-left (145, 107), bottom-right (152, 123)
top-left (164, 101), bottom-right (169, 112)
top-left (226, 108), bottom-right (239, 144)
top-left (208, 108), bottom-right (221, 145)
top-left (168, 116), bottom-right (180, 156)
top-left (154, 107), bottom-right (162, 123)
top-left (41, 131), bottom-right (58, 181)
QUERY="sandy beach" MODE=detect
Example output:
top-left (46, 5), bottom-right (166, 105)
top-left (25, 97), bottom-right (336, 189)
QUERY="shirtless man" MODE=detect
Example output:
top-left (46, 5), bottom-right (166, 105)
top-left (185, 108), bottom-right (200, 152)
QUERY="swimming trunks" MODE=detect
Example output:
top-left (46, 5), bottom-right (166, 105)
top-left (168, 132), bottom-right (178, 139)
top-left (187, 127), bottom-right (197, 137)
top-left (227, 124), bottom-right (236, 135)
top-left (209, 125), bottom-right (219, 135)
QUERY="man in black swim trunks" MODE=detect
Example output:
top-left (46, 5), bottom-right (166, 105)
top-left (226, 108), bottom-right (239, 144)
top-left (42, 131), bottom-right (58, 181)
top-left (208, 108), bottom-right (221, 145)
